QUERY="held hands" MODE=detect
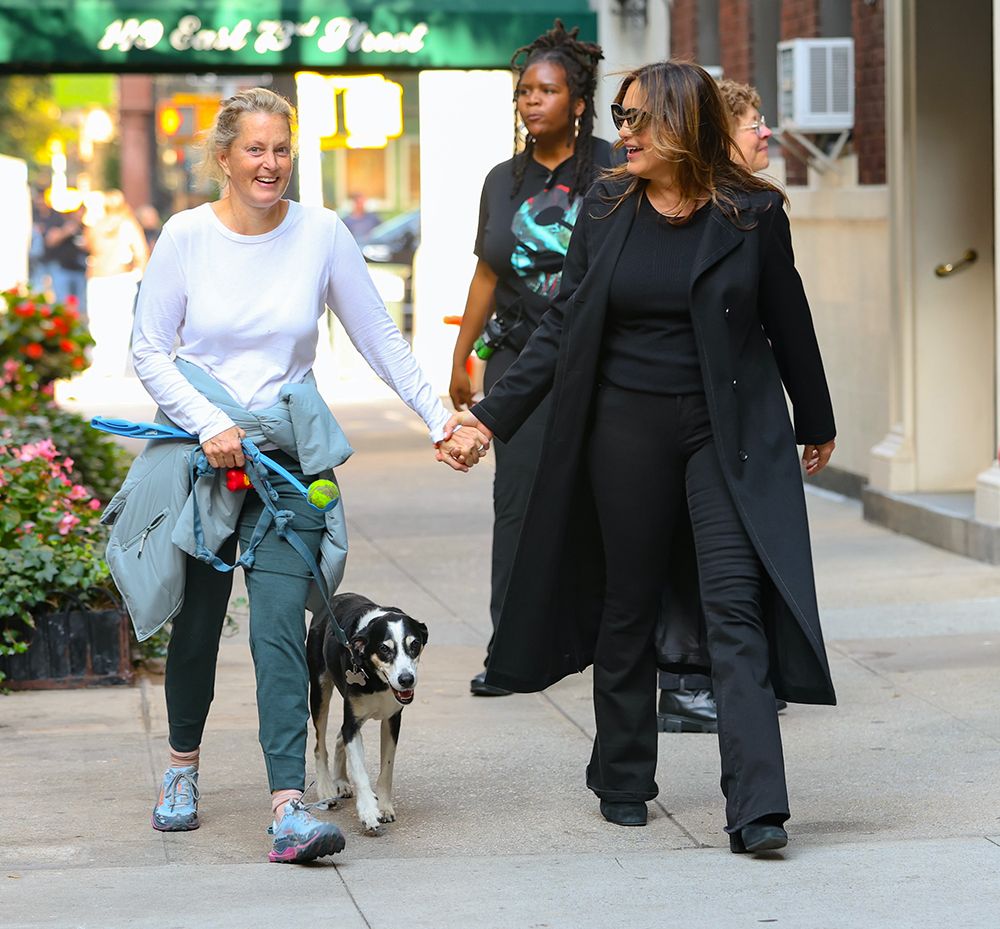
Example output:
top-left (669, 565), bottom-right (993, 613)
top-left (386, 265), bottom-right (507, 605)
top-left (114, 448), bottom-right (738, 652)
top-left (435, 412), bottom-right (494, 472)
top-left (802, 439), bottom-right (835, 477)
top-left (202, 425), bottom-right (247, 469)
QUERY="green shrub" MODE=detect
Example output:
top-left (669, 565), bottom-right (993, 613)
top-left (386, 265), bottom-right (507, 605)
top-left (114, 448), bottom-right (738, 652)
top-left (0, 436), bottom-right (115, 682)
top-left (0, 406), bottom-right (130, 503)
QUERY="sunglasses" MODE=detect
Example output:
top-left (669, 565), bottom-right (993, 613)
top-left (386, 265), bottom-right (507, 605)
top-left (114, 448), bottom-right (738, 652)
top-left (610, 103), bottom-right (651, 132)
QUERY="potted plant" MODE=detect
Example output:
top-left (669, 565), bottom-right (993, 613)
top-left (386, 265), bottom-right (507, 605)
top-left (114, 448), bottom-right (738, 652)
top-left (0, 285), bottom-right (132, 689)
top-left (0, 434), bottom-right (130, 688)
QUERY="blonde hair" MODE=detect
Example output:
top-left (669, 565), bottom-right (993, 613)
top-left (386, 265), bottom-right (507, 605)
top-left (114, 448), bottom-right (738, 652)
top-left (600, 61), bottom-right (783, 224)
top-left (197, 87), bottom-right (298, 186)
top-left (716, 79), bottom-right (762, 123)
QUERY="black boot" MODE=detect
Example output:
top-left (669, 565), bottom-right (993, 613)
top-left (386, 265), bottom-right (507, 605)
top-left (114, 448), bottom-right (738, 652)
top-left (730, 817), bottom-right (789, 854)
top-left (657, 688), bottom-right (718, 733)
top-left (599, 800), bottom-right (647, 826)
top-left (470, 670), bottom-right (511, 697)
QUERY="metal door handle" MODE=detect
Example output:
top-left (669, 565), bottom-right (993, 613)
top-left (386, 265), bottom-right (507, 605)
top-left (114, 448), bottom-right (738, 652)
top-left (935, 249), bottom-right (977, 277)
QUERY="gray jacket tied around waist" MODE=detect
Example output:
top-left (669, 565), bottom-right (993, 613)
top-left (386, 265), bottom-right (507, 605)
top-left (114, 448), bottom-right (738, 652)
top-left (101, 359), bottom-right (353, 641)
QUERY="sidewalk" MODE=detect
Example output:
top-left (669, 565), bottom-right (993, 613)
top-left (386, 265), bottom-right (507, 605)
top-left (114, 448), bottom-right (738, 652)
top-left (2, 400), bottom-right (999, 928)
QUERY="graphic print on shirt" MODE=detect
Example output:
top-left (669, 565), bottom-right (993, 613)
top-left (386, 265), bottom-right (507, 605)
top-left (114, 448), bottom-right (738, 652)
top-left (510, 184), bottom-right (582, 299)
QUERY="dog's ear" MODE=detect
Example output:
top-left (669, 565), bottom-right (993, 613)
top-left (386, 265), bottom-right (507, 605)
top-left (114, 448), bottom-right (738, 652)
top-left (412, 620), bottom-right (429, 646)
top-left (350, 632), bottom-right (368, 656)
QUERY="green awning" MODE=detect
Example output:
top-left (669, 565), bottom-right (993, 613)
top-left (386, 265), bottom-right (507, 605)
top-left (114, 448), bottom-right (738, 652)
top-left (0, 1), bottom-right (597, 72)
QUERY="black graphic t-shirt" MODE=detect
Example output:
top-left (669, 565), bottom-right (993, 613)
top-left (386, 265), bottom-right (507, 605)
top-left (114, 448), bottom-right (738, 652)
top-left (474, 137), bottom-right (616, 336)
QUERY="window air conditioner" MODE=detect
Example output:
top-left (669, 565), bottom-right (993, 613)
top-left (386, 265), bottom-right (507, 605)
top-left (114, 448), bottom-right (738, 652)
top-left (777, 38), bottom-right (854, 132)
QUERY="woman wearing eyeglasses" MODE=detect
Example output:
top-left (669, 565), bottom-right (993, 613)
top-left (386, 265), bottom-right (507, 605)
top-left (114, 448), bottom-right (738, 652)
top-left (719, 79), bottom-right (774, 172)
top-left (449, 61), bottom-right (837, 854)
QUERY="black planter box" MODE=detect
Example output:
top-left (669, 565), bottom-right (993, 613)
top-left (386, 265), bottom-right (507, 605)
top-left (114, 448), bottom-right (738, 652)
top-left (0, 608), bottom-right (133, 690)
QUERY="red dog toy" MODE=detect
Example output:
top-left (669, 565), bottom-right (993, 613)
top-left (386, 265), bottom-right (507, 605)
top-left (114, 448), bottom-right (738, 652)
top-left (226, 468), bottom-right (252, 492)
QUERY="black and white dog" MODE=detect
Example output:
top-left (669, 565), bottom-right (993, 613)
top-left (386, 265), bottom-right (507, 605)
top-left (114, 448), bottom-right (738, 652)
top-left (306, 592), bottom-right (428, 833)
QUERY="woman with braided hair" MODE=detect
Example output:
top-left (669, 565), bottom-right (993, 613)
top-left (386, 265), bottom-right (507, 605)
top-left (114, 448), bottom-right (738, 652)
top-left (449, 21), bottom-right (619, 696)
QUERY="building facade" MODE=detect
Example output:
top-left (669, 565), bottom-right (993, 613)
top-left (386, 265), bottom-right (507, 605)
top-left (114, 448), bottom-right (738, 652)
top-left (671, 0), bottom-right (1000, 562)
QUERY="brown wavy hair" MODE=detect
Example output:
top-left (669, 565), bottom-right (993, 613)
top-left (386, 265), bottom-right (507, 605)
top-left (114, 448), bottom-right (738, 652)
top-left (599, 61), bottom-right (784, 225)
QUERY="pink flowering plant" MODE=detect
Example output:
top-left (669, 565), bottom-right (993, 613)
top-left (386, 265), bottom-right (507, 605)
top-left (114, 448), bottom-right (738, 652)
top-left (0, 285), bottom-right (92, 389)
top-left (0, 435), bottom-right (114, 671)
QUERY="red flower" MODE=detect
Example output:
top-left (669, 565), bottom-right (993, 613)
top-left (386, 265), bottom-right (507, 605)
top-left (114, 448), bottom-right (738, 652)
top-left (39, 305), bottom-right (52, 318)
top-left (64, 307), bottom-right (80, 321)
top-left (58, 339), bottom-right (76, 353)
top-left (13, 302), bottom-right (35, 317)
top-left (64, 294), bottom-right (79, 309)
top-left (52, 317), bottom-right (69, 335)
top-left (24, 343), bottom-right (44, 359)
top-left (70, 355), bottom-right (85, 369)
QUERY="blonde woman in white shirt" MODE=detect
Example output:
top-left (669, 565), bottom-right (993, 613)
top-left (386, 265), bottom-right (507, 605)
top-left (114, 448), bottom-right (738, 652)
top-left (131, 88), bottom-right (482, 863)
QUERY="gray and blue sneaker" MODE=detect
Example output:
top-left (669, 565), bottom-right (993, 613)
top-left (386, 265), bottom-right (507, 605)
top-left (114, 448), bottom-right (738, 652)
top-left (151, 765), bottom-right (200, 832)
top-left (268, 799), bottom-right (345, 863)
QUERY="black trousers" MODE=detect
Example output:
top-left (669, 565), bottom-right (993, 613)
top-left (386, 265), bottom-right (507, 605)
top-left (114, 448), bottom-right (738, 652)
top-left (585, 385), bottom-right (788, 831)
top-left (482, 346), bottom-right (551, 664)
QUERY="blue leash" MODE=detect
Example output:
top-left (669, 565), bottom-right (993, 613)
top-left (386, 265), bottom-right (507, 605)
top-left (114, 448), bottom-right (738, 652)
top-left (93, 416), bottom-right (348, 646)
top-left (91, 416), bottom-right (339, 513)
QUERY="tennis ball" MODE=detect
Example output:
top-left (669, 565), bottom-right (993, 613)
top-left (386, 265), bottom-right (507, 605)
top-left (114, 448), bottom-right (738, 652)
top-left (306, 479), bottom-right (340, 510)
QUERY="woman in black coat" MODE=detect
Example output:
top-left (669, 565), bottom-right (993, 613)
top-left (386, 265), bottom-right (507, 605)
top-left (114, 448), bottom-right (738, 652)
top-left (448, 61), bottom-right (837, 855)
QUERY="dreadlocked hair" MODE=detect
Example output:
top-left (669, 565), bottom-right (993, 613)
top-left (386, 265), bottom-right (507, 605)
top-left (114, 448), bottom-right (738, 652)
top-left (509, 19), bottom-right (603, 199)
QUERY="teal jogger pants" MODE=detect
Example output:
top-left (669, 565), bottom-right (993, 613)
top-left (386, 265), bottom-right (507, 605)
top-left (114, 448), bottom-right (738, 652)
top-left (164, 451), bottom-right (329, 791)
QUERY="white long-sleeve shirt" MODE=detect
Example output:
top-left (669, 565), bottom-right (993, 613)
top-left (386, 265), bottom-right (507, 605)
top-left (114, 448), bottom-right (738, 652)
top-left (131, 200), bottom-right (450, 444)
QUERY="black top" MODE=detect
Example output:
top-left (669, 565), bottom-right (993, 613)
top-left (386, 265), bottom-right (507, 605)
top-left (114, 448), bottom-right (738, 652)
top-left (475, 137), bottom-right (617, 336)
top-left (599, 196), bottom-right (711, 395)
top-left (43, 210), bottom-right (88, 271)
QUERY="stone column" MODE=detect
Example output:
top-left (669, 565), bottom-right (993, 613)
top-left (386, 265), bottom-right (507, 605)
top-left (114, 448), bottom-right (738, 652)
top-left (974, 0), bottom-right (1000, 525)
top-left (868, 0), bottom-right (917, 493)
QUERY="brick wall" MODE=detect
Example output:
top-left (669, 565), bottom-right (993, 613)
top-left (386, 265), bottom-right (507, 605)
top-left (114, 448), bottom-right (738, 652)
top-left (781, 0), bottom-right (820, 184)
top-left (853, 0), bottom-right (886, 184)
top-left (781, 0), bottom-right (820, 42)
top-left (720, 0), bottom-right (754, 84)
top-left (671, 0), bottom-right (698, 60)
top-left (118, 75), bottom-right (154, 208)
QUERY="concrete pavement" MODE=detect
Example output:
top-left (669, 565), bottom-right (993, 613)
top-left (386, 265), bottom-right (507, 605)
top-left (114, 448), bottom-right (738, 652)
top-left (2, 399), bottom-right (1000, 928)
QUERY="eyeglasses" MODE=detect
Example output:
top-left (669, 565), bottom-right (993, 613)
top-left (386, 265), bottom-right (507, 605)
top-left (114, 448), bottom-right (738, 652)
top-left (610, 103), bottom-right (651, 132)
top-left (739, 114), bottom-right (768, 138)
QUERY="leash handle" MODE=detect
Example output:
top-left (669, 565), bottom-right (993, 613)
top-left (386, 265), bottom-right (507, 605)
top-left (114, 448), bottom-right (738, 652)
top-left (91, 417), bottom-right (195, 441)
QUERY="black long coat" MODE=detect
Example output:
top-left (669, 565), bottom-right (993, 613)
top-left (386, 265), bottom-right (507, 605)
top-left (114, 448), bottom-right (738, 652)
top-left (473, 184), bottom-right (837, 705)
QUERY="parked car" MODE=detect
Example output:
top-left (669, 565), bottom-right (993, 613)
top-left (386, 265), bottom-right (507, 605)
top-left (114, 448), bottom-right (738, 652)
top-left (361, 210), bottom-right (420, 339)
top-left (361, 210), bottom-right (420, 265)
